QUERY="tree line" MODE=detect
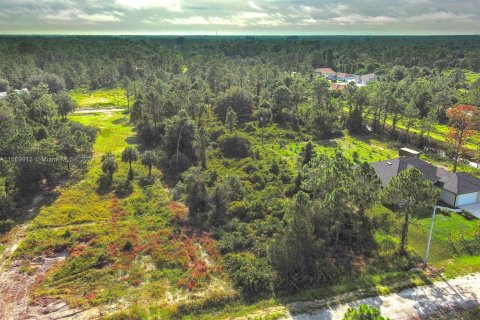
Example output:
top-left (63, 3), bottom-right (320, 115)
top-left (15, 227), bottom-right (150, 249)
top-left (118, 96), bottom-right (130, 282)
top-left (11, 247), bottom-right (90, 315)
top-left (0, 82), bottom-right (94, 231)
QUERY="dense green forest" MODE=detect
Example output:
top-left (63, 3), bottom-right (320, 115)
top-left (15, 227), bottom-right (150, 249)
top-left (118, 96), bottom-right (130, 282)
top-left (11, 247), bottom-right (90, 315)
top-left (0, 36), bottom-right (479, 318)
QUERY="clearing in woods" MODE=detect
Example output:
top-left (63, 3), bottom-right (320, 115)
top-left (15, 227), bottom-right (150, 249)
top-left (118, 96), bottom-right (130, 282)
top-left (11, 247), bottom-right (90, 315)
top-left (0, 111), bottom-right (233, 319)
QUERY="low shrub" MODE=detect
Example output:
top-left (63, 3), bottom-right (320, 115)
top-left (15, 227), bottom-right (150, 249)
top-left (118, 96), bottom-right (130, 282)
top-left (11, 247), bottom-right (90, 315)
top-left (342, 304), bottom-right (390, 320)
top-left (219, 134), bottom-right (251, 158)
top-left (224, 252), bottom-right (273, 298)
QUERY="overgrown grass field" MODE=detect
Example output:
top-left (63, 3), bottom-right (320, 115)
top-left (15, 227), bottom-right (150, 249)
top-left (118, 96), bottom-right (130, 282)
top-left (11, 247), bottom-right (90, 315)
top-left (15, 112), bottom-right (234, 316)
top-left (70, 88), bottom-right (129, 109)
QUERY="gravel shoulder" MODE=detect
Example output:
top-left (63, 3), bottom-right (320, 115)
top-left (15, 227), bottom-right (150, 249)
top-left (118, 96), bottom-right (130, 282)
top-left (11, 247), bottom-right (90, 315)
top-left (284, 272), bottom-right (480, 320)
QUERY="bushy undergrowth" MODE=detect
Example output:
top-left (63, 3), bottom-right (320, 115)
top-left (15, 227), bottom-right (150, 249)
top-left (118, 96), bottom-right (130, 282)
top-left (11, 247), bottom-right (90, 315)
top-left (16, 113), bottom-right (227, 310)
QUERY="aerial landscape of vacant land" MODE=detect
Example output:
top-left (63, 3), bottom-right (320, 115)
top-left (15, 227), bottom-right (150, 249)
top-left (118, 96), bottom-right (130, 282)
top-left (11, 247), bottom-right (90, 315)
top-left (0, 1), bottom-right (479, 320)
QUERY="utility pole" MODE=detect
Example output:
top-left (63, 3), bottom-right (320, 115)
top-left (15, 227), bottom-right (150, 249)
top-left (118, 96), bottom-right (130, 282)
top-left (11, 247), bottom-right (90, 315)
top-left (424, 206), bottom-right (437, 264)
top-left (424, 205), bottom-right (462, 264)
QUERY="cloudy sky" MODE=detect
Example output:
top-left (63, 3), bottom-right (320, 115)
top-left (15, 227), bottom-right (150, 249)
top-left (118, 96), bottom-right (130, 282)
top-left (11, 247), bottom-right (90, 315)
top-left (0, 0), bottom-right (479, 35)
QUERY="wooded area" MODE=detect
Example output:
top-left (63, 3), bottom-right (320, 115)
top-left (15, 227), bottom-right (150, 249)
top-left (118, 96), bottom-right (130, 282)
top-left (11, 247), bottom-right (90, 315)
top-left (0, 36), bottom-right (479, 318)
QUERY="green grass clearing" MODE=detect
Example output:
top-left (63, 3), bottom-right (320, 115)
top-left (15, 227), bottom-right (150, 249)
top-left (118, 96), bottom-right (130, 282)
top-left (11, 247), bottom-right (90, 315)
top-left (70, 88), bottom-right (129, 109)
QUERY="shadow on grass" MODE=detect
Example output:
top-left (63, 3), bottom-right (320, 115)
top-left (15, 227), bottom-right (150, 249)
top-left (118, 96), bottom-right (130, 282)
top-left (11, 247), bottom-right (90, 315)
top-left (125, 135), bottom-right (139, 146)
top-left (14, 190), bottom-right (60, 225)
top-left (96, 174), bottom-right (113, 195)
top-left (112, 117), bottom-right (129, 125)
top-left (115, 179), bottom-right (134, 199)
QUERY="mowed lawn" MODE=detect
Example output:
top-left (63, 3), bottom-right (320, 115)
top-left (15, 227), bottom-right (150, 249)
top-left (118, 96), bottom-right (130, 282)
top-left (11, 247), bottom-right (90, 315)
top-left (382, 116), bottom-right (480, 152)
top-left (70, 88), bottom-right (129, 109)
top-left (380, 205), bottom-right (480, 277)
top-left (409, 208), bottom-right (480, 276)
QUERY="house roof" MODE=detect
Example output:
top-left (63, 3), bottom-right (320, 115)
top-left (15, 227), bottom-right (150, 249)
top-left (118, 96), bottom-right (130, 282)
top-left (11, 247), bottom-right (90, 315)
top-left (437, 168), bottom-right (480, 195)
top-left (315, 67), bottom-right (336, 75)
top-left (330, 83), bottom-right (346, 91)
top-left (373, 156), bottom-right (480, 195)
top-left (359, 73), bottom-right (377, 81)
top-left (372, 157), bottom-right (438, 186)
top-left (336, 72), bottom-right (355, 79)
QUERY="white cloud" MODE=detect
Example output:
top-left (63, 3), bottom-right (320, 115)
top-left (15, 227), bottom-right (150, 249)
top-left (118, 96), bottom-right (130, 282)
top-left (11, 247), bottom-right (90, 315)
top-left (115, 0), bottom-right (182, 12)
top-left (330, 14), bottom-right (397, 26)
top-left (248, 1), bottom-right (262, 11)
top-left (326, 3), bottom-right (349, 15)
top-left (44, 9), bottom-right (77, 21)
top-left (298, 18), bottom-right (316, 25)
top-left (77, 13), bottom-right (122, 23)
top-left (45, 8), bottom-right (123, 23)
top-left (232, 12), bottom-right (285, 27)
top-left (406, 11), bottom-right (474, 23)
top-left (299, 5), bottom-right (313, 13)
top-left (160, 16), bottom-right (211, 25)
top-left (159, 11), bottom-right (285, 27)
top-left (1, 0), bottom-right (480, 34)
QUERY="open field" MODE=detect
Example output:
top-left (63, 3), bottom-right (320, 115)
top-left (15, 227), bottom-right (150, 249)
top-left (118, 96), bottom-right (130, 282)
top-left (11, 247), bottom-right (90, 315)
top-left (70, 88), bottom-right (129, 109)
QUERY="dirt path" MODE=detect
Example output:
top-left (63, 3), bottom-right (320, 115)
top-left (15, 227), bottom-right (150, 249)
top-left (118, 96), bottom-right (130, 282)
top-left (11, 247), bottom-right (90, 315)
top-left (0, 193), bottom-right (46, 270)
top-left (283, 272), bottom-right (480, 320)
top-left (0, 188), bottom-right (95, 319)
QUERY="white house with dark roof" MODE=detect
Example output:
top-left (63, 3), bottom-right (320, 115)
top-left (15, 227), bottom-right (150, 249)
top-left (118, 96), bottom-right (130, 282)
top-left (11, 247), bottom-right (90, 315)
top-left (372, 156), bottom-right (480, 218)
top-left (436, 169), bottom-right (480, 207)
top-left (315, 67), bottom-right (377, 86)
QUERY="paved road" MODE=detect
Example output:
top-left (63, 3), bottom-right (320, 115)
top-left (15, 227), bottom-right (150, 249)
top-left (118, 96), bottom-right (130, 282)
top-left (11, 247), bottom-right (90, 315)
top-left (285, 273), bottom-right (480, 320)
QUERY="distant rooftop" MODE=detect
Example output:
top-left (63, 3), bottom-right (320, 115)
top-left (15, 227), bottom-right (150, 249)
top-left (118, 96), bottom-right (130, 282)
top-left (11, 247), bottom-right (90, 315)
top-left (315, 67), bottom-right (336, 75)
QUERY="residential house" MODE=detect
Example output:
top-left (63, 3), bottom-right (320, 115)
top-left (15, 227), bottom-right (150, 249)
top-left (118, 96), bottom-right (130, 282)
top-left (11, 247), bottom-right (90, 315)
top-left (315, 67), bottom-right (377, 86)
top-left (436, 169), bottom-right (480, 208)
top-left (355, 73), bottom-right (378, 86)
top-left (372, 155), bottom-right (480, 217)
top-left (335, 72), bottom-right (356, 83)
top-left (315, 67), bottom-right (336, 78)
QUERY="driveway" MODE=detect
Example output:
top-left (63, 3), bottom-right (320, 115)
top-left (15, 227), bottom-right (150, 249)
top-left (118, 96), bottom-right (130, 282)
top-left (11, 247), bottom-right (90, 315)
top-left (284, 273), bottom-right (480, 320)
top-left (459, 203), bottom-right (480, 219)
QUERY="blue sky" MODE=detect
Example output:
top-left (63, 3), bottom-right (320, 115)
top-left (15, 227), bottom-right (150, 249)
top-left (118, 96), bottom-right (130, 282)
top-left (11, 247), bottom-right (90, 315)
top-left (0, 0), bottom-right (479, 35)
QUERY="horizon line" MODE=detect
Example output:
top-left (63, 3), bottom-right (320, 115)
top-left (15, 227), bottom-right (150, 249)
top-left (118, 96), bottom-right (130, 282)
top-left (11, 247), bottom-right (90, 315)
top-left (1, 33), bottom-right (480, 37)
